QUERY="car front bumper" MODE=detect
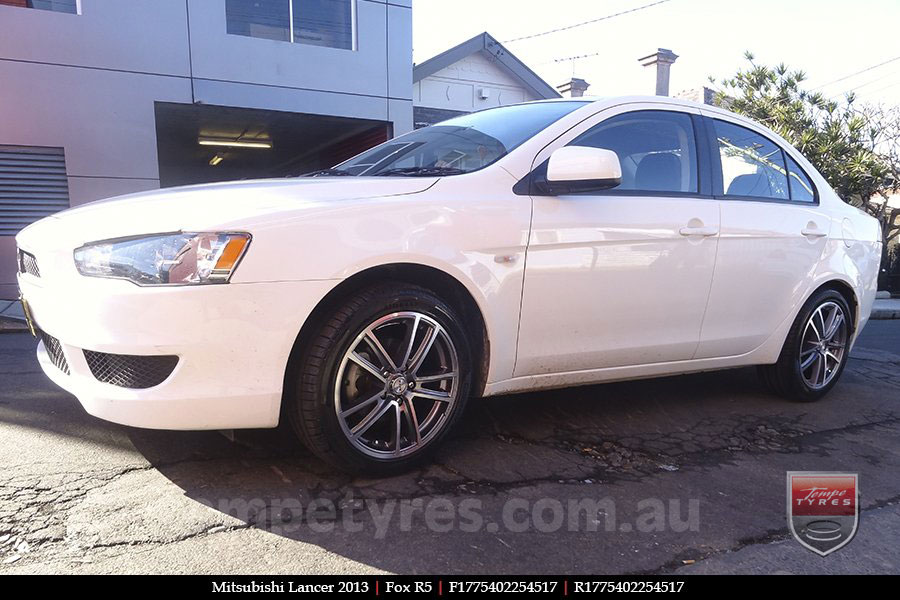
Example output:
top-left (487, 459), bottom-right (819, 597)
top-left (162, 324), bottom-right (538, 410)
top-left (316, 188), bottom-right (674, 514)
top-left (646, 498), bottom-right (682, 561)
top-left (18, 271), bottom-right (335, 430)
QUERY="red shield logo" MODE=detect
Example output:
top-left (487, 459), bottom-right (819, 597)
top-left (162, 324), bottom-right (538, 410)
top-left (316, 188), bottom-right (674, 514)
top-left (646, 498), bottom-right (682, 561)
top-left (787, 472), bottom-right (858, 556)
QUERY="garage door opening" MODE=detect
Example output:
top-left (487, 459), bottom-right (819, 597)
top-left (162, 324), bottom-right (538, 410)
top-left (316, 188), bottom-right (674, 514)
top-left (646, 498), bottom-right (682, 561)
top-left (154, 103), bottom-right (391, 188)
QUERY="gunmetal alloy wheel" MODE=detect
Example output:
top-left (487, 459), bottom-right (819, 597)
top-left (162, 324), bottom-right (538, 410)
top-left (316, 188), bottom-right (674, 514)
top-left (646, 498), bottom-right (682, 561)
top-left (798, 301), bottom-right (847, 390)
top-left (758, 289), bottom-right (853, 402)
top-left (289, 284), bottom-right (472, 474)
top-left (334, 312), bottom-right (460, 458)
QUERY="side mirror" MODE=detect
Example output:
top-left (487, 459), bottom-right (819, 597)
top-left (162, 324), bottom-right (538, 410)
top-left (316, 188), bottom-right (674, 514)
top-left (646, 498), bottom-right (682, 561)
top-left (543, 146), bottom-right (622, 194)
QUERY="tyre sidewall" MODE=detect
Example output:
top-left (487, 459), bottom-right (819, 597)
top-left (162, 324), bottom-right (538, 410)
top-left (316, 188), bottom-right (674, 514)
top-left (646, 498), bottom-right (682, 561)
top-left (781, 289), bottom-right (852, 401)
top-left (296, 284), bottom-right (472, 474)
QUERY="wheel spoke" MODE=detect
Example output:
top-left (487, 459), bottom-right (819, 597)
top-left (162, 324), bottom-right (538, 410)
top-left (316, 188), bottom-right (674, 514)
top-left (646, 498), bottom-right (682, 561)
top-left (399, 314), bottom-right (421, 370)
top-left (403, 397), bottom-right (422, 446)
top-left (364, 330), bottom-right (397, 372)
top-left (800, 351), bottom-right (818, 371)
top-left (806, 319), bottom-right (822, 342)
top-left (348, 351), bottom-right (386, 382)
top-left (410, 388), bottom-right (452, 403)
top-left (815, 307), bottom-right (827, 341)
top-left (824, 312), bottom-right (844, 342)
top-left (340, 392), bottom-right (382, 419)
top-left (393, 402), bottom-right (403, 455)
top-left (351, 398), bottom-right (392, 438)
top-left (811, 354), bottom-right (823, 386)
top-left (416, 371), bottom-right (457, 383)
top-left (409, 325), bottom-right (440, 375)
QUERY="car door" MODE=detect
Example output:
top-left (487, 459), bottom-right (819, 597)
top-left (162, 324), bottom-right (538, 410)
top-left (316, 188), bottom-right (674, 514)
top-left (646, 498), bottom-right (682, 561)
top-left (514, 105), bottom-right (720, 377)
top-left (693, 114), bottom-right (831, 358)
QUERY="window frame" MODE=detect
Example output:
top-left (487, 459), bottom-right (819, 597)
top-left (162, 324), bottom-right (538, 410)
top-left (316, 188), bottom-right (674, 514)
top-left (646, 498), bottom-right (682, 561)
top-left (225, 0), bottom-right (357, 51)
top-left (0, 0), bottom-right (80, 15)
top-left (703, 115), bottom-right (819, 206)
top-left (784, 152), bottom-right (819, 204)
top-left (520, 107), bottom-right (713, 198)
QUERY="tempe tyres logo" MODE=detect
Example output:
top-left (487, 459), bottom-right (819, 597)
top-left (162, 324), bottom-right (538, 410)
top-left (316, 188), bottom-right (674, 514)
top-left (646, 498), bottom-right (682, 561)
top-left (787, 472), bottom-right (858, 556)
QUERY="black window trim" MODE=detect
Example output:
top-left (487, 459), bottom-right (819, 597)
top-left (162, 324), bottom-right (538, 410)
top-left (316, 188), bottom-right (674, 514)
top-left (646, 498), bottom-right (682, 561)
top-left (517, 108), bottom-right (713, 198)
top-left (704, 115), bottom-right (819, 206)
top-left (783, 149), bottom-right (820, 205)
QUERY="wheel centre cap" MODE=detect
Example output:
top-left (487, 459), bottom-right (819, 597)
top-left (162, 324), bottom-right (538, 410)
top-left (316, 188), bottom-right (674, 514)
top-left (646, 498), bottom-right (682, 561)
top-left (389, 375), bottom-right (409, 396)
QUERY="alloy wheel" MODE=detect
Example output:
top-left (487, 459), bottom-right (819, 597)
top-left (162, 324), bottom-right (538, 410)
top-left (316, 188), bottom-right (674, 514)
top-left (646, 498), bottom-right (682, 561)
top-left (799, 301), bottom-right (847, 390)
top-left (333, 311), bottom-right (459, 458)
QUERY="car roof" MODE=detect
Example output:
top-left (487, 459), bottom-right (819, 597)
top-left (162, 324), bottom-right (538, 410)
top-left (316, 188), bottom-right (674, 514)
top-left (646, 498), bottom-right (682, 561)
top-left (544, 94), bottom-right (725, 114)
top-left (534, 95), bottom-right (774, 136)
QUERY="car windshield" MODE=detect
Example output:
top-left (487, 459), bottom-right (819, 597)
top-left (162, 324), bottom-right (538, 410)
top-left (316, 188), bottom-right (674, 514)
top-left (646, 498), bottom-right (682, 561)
top-left (321, 101), bottom-right (589, 177)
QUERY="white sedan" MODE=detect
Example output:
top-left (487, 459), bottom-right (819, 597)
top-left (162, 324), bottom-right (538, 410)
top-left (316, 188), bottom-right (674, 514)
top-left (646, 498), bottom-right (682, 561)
top-left (16, 96), bottom-right (882, 474)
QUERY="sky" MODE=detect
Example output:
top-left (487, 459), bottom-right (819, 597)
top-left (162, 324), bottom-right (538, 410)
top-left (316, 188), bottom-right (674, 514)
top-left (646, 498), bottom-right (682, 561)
top-left (412, 0), bottom-right (900, 107)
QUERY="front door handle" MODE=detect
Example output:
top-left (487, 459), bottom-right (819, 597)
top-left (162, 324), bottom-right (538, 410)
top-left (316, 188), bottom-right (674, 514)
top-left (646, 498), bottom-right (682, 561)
top-left (679, 226), bottom-right (718, 237)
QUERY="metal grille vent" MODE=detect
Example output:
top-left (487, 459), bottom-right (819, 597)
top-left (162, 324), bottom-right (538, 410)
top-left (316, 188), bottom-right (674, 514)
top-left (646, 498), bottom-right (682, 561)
top-left (40, 331), bottom-right (70, 375)
top-left (0, 145), bottom-right (70, 235)
top-left (17, 248), bottom-right (40, 277)
top-left (83, 350), bottom-right (178, 389)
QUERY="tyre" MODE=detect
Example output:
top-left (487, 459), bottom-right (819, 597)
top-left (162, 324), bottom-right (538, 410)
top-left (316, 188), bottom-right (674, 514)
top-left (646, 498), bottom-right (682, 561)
top-left (758, 289), bottom-right (852, 402)
top-left (287, 283), bottom-right (472, 474)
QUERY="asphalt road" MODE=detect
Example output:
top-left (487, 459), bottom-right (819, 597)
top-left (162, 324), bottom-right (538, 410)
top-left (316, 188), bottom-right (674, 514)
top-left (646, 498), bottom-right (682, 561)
top-left (1, 321), bottom-right (898, 574)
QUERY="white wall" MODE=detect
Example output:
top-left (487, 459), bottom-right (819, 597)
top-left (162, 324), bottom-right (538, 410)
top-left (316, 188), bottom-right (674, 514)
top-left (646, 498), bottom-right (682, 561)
top-left (414, 51), bottom-right (540, 113)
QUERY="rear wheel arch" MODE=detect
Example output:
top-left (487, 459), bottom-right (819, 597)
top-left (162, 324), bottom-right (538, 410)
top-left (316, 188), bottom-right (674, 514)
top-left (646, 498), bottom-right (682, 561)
top-left (282, 263), bottom-right (490, 410)
top-left (812, 279), bottom-right (859, 335)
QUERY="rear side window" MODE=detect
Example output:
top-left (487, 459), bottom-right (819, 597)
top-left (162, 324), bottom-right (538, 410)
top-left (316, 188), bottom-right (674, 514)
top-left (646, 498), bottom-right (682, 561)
top-left (570, 110), bottom-right (698, 194)
top-left (713, 119), bottom-right (789, 200)
top-left (785, 154), bottom-right (816, 203)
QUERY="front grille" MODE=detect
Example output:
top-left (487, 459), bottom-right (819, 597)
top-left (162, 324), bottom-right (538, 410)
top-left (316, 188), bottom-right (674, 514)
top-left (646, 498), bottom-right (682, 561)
top-left (17, 249), bottom-right (40, 277)
top-left (40, 331), bottom-right (70, 375)
top-left (83, 350), bottom-right (178, 389)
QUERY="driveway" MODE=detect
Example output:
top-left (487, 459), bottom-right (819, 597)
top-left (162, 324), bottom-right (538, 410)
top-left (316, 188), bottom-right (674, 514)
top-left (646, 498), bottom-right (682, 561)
top-left (1, 321), bottom-right (898, 574)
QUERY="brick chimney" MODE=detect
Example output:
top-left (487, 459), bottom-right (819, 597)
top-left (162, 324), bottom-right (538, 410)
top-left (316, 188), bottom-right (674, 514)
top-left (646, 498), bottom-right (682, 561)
top-left (556, 77), bottom-right (591, 98)
top-left (638, 48), bottom-right (678, 96)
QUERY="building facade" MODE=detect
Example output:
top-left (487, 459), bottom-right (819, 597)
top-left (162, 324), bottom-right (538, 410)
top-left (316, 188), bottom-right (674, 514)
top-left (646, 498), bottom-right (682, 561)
top-left (0, 0), bottom-right (412, 299)
top-left (412, 32), bottom-right (559, 128)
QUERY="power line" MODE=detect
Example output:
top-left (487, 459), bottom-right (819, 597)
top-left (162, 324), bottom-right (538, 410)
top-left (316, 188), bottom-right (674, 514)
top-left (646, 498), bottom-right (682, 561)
top-left (867, 78), bottom-right (900, 96)
top-left (827, 68), bottom-right (900, 99)
top-left (847, 69), bottom-right (900, 93)
top-left (811, 55), bottom-right (900, 91)
top-left (503, 0), bottom-right (675, 44)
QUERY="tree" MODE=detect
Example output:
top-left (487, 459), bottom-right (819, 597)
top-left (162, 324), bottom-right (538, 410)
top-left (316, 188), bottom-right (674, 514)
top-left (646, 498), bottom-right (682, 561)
top-left (709, 53), bottom-right (900, 285)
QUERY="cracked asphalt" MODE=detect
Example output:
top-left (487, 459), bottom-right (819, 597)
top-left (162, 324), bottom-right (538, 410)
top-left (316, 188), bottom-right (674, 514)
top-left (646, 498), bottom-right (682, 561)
top-left (1, 321), bottom-right (899, 575)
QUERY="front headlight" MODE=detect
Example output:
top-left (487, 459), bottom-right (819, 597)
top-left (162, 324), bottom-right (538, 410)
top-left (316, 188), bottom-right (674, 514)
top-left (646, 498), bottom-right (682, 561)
top-left (74, 232), bottom-right (251, 286)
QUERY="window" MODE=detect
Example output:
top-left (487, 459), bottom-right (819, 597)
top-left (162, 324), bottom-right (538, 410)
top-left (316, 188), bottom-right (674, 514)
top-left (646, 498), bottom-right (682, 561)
top-left (785, 154), bottom-right (816, 203)
top-left (0, 146), bottom-right (70, 235)
top-left (336, 101), bottom-right (588, 176)
top-left (0, 0), bottom-right (77, 14)
top-left (569, 110), bottom-right (698, 194)
top-left (226, 0), bottom-right (354, 50)
top-left (714, 119), bottom-right (789, 200)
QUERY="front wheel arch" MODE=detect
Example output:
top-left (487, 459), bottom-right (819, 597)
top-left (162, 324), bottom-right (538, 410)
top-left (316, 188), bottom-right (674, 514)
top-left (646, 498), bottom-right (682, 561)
top-left (281, 263), bottom-right (490, 419)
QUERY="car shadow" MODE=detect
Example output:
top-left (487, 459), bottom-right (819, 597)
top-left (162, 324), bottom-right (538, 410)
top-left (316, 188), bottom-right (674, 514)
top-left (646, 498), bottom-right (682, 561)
top-left (124, 366), bottom-right (831, 574)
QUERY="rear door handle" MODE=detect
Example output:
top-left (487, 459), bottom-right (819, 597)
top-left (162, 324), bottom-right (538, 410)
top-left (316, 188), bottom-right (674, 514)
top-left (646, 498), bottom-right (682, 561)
top-left (679, 226), bottom-right (718, 237)
top-left (801, 228), bottom-right (827, 238)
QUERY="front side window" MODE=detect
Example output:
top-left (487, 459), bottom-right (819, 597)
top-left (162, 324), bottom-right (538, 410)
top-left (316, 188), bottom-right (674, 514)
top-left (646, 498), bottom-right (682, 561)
top-left (334, 101), bottom-right (588, 176)
top-left (226, 0), bottom-right (354, 49)
top-left (569, 110), bottom-right (698, 194)
top-left (714, 119), bottom-right (789, 200)
top-left (0, 0), bottom-right (77, 14)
